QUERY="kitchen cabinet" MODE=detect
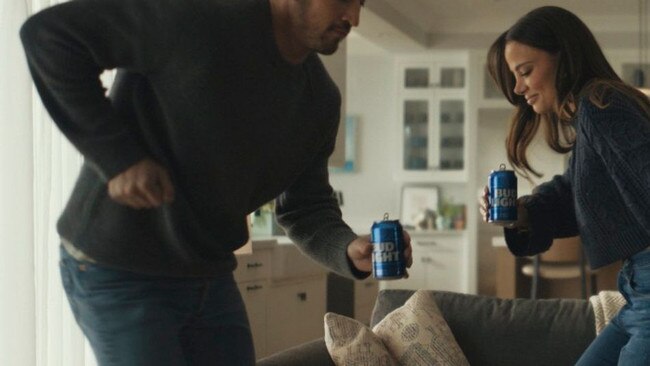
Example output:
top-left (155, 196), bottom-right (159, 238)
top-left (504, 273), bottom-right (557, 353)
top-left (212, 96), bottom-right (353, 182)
top-left (477, 63), bottom-right (511, 109)
top-left (380, 231), bottom-right (465, 293)
top-left (265, 278), bottom-right (326, 354)
top-left (395, 56), bottom-right (470, 183)
top-left (235, 241), bottom-right (327, 359)
top-left (383, 53), bottom-right (476, 295)
top-left (327, 273), bottom-right (379, 326)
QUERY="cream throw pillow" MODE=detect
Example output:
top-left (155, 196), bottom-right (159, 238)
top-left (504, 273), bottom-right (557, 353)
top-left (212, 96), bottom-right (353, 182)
top-left (324, 313), bottom-right (398, 366)
top-left (324, 290), bottom-right (469, 366)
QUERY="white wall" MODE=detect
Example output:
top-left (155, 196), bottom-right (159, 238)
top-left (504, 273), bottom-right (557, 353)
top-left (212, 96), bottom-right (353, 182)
top-left (0, 2), bottom-right (36, 365)
top-left (329, 35), bottom-right (399, 233)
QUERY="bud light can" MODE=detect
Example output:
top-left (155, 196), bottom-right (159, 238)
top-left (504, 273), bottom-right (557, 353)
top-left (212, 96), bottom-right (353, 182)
top-left (371, 213), bottom-right (406, 280)
top-left (488, 164), bottom-right (518, 225)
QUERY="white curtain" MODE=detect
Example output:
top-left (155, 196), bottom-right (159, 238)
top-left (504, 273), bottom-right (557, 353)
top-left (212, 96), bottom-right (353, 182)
top-left (1, 0), bottom-right (96, 365)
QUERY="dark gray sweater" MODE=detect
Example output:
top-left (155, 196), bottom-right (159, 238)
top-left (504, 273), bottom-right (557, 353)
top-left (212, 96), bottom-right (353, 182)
top-left (20, 0), bottom-right (361, 277)
top-left (505, 91), bottom-right (650, 269)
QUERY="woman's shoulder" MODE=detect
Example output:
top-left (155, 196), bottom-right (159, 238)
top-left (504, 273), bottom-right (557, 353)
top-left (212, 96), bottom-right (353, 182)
top-left (578, 85), bottom-right (645, 121)
top-left (576, 82), bottom-right (650, 139)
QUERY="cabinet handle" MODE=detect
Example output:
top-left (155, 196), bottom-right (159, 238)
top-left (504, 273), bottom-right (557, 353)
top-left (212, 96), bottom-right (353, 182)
top-left (418, 240), bottom-right (438, 246)
top-left (364, 282), bottom-right (375, 288)
top-left (297, 292), bottom-right (307, 301)
top-left (246, 262), bottom-right (263, 269)
top-left (246, 285), bottom-right (263, 291)
top-left (421, 256), bottom-right (433, 263)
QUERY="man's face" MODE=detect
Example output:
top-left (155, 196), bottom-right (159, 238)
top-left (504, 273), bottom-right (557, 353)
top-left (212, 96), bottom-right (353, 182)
top-left (294, 0), bottom-right (363, 55)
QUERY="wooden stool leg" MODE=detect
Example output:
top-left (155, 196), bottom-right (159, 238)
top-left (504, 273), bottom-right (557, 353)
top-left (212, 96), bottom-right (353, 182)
top-left (580, 250), bottom-right (587, 299)
top-left (531, 255), bottom-right (540, 300)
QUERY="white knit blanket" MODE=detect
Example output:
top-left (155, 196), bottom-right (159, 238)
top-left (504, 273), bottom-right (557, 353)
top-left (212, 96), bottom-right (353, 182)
top-left (589, 291), bottom-right (627, 335)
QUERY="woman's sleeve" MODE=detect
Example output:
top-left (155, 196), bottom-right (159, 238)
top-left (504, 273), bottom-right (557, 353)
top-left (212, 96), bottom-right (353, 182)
top-left (504, 162), bottom-right (579, 257)
top-left (584, 95), bottom-right (650, 238)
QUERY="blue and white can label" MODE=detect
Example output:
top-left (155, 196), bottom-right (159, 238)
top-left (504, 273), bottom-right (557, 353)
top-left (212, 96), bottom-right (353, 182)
top-left (488, 164), bottom-right (518, 224)
top-left (371, 213), bottom-right (406, 280)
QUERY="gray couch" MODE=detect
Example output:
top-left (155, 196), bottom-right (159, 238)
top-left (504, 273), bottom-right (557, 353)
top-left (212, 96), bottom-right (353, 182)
top-left (257, 289), bottom-right (596, 366)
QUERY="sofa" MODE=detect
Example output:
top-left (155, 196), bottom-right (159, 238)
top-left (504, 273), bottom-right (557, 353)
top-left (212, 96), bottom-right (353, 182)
top-left (257, 289), bottom-right (597, 366)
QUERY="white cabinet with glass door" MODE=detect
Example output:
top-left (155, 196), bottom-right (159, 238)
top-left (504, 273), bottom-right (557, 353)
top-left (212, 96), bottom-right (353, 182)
top-left (396, 56), bottom-right (469, 183)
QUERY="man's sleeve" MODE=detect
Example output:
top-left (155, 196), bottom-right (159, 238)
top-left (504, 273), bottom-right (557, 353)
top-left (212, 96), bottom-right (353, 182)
top-left (275, 123), bottom-right (368, 280)
top-left (20, 0), bottom-right (180, 180)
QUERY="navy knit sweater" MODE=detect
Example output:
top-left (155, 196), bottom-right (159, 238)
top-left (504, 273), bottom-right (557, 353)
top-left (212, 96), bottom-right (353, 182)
top-left (20, 0), bottom-right (361, 277)
top-left (505, 91), bottom-right (650, 269)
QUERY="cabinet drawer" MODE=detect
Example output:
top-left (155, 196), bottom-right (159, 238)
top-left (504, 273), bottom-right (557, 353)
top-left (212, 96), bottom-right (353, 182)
top-left (418, 251), bottom-right (462, 292)
top-left (413, 236), bottom-right (460, 253)
top-left (235, 249), bottom-right (271, 283)
top-left (265, 278), bottom-right (326, 355)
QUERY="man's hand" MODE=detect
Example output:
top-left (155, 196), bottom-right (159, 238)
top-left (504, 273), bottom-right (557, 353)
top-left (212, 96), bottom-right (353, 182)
top-left (107, 158), bottom-right (175, 209)
top-left (347, 231), bottom-right (413, 274)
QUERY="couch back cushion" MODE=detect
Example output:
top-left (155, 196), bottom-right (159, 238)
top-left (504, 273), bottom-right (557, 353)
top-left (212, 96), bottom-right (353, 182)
top-left (371, 290), bottom-right (596, 366)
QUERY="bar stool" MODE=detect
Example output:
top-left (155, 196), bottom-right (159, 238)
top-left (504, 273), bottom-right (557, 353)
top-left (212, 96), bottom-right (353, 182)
top-left (521, 236), bottom-right (598, 299)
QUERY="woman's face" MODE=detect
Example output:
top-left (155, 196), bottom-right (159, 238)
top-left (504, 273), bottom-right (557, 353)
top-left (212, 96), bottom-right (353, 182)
top-left (504, 41), bottom-right (559, 114)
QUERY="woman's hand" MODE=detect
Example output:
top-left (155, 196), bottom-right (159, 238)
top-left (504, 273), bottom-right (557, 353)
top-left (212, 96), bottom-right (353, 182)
top-left (478, 185), bottom-right (529, 229)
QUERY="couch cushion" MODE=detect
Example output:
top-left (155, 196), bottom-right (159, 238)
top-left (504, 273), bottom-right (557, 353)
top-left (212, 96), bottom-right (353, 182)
top-left (371, 290), bottom-right (596, 366)
top-left (256, 338), bottom-right (334, 366)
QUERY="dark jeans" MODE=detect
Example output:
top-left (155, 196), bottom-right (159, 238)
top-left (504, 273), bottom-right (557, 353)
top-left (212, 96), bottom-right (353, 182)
top-left (59, 246), bottom-right (255, 366)
top-left (576, 249), bottom-right (650, 365)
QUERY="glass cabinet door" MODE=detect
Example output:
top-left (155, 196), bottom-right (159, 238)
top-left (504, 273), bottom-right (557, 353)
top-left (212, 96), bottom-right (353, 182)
top-left (439, 67), bottom-right (465, 88)
top-left (399, 63), bottom-right (466, 175)
top-left (438, 100), bottom-right (464, 170)
top-left (403, 100), bottom-right (429, 170)
top-left (404, 68), bottom-right (430, 88)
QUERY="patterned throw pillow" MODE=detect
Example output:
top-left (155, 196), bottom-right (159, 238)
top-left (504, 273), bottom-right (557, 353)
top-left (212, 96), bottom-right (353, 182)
top-left (373, 290), bottom-right (469, 365)
top-left (324, 290), bottom-right (469, 366)
top-left (324, 313), bottom-right (398, 366)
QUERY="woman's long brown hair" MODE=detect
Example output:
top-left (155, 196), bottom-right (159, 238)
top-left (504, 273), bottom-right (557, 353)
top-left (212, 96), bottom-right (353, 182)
top-left (487, 6), bottom-right (650, 179)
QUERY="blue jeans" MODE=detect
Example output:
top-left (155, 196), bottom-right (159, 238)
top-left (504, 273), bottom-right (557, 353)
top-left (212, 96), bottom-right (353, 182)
top-left (576, 249), bottom-right (650, 365)
top-left (59, 246), bottom-right (255, 366)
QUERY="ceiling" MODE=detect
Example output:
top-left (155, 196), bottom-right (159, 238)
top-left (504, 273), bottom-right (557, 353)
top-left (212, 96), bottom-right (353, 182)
top-left (353, 0), bottom-right (644, 52)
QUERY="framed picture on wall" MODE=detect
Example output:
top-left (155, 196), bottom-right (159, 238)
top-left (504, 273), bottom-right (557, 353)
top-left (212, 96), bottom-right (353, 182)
top-left (400, 185), bottom-right (439, 230)
top-left (329, 116), bottom-right (358, 173)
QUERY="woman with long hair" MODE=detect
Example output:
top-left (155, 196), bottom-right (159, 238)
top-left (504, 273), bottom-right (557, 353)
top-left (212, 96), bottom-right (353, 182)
top-left (479, 6), bottom-right (650, 364)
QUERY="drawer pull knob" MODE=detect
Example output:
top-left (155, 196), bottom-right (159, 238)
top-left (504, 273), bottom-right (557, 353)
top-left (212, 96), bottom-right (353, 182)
top-left (246, 285), bottom-right (263, 291)
top-left (246, 262), bottom-right (263, 268)
top-left (297, 292), bottom-right (307, 301)
top-left (419, 241), bottom-right (438, 246)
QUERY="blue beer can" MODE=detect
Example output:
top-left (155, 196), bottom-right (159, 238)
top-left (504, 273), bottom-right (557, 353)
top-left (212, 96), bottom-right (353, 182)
top-left (371, 213), bottom-right (406, 280)
top-left (488, 164), bottom-right (518, 224)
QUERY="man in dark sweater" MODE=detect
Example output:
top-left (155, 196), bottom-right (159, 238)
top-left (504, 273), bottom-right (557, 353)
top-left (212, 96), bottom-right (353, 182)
top-left (20, 0), bottom-right (411, 364)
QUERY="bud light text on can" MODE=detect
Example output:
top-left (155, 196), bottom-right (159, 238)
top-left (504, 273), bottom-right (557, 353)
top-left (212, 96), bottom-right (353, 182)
top-left (488, 164), bottom-right (518, 225)
top-left (371, 213), bottom-right (406, 280)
